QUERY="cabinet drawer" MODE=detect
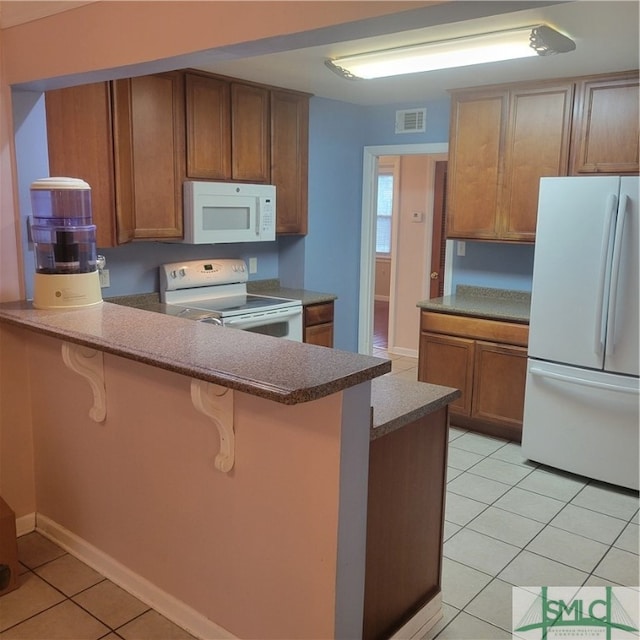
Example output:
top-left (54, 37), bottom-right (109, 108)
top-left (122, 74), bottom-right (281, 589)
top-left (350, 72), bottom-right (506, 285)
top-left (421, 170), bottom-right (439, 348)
top-left (304, 302), bottom-right (334, 327)
top-left (421, 311), bottom-right (528, 346)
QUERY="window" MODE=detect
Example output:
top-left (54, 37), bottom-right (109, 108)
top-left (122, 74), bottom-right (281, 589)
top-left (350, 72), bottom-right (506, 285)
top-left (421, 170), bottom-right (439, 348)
top-left (376, 173), bottom-right (394, 254)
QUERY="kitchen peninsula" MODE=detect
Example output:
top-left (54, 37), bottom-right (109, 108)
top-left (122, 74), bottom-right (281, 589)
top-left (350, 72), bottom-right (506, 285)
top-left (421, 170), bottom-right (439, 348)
top-left (0, 300), bottom-right (458, 639)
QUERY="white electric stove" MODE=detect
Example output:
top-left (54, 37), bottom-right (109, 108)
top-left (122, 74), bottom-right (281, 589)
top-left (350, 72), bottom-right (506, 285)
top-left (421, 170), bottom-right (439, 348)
top-left (159, 259), bottom-right (303, 341)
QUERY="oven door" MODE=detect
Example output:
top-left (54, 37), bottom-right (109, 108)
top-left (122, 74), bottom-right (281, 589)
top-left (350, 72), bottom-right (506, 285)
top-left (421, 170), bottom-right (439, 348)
top-left (223, 306), bottom-right (303, 341)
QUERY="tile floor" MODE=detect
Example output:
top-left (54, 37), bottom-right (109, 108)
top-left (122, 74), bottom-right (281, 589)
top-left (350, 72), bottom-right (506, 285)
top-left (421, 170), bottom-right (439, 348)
top-left (2, 353), bottom-right (638, 640)
top-left (379, 351), bottom-right (640, 640)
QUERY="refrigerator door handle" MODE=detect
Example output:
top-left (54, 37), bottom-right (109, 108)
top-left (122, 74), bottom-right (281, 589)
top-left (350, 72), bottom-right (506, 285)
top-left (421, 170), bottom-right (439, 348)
top-left (605, 195), bottom-right (629, 356)
top-left (594, 194), bottom-right (618, 356)
top-left (530, 366), bottom-right (638, 395)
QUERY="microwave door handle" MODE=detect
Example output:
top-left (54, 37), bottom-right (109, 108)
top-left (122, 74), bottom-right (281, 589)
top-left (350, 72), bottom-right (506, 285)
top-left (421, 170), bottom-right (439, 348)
top-left (255, 200), bottom-right (261, 237)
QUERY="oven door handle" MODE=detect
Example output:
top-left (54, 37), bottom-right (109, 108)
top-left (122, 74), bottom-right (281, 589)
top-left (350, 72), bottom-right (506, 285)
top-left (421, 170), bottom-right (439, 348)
top-left (224, 307), bottom-right (302, 329)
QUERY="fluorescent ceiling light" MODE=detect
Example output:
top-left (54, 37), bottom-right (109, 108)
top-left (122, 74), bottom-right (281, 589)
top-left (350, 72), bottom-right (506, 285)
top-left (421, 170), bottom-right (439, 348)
top-left (326, 25), bottom-right (576, 80)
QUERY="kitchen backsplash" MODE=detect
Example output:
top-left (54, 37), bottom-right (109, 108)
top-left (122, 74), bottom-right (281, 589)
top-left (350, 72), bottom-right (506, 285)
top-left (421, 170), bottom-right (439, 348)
top-left (450, 240), bottom-right (535, 293)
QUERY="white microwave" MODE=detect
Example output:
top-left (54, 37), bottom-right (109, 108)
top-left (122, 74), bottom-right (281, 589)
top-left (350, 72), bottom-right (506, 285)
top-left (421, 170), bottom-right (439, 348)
top-left (182, 181), bottom-right (276, 244)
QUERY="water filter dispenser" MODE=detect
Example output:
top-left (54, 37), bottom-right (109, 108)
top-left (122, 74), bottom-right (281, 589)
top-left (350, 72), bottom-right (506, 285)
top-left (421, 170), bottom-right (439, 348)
top-left (31, 177), bottom-right (103, 309)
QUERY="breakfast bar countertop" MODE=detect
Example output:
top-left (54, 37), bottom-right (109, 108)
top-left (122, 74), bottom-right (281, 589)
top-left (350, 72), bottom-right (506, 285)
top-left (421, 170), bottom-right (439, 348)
top-left (370, 376), bottom-right (460, 440)
top-left (417, 285), bottom-right (531, 323)
top-left (0, 300), bottom-right (389, 405)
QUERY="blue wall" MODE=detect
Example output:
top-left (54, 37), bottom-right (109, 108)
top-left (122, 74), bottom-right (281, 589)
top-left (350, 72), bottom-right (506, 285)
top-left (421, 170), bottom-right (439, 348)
top-left (450, 241), bottom-right (535, 293)
top-left (363, 98), bottom-right (451, 145)
top-left (304, 98), bottom-right (367, 350)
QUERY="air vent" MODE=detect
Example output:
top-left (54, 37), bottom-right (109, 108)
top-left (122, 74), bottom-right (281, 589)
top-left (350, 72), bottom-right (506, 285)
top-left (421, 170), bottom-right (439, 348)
top-left (395, 108), bottom-right (426, 134)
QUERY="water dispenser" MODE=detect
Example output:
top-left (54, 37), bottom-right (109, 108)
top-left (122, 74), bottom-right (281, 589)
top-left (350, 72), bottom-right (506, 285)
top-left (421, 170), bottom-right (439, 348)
top-left (31, 177), bottom-right (103, 309)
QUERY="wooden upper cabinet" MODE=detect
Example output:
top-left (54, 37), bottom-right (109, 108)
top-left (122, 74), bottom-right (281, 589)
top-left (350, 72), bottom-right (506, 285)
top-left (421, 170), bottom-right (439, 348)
top-left (185, 74), bottom-right (271, 184)
top-left (271, 90), bottom-right (309, 235)
top-left (446, 89), bottom-right (507, 240)
top-left (447, 81), bottom-right (573, 242)
top-left (230, 83), bottom-right (270, 183)
top-left (112, 72), bottom-right (185, 240)
top-left (501, 83), bottom-right (574, 241)
top-left (45, 82), bottom-right (121, 247)
top-left (185, 73), bottom-right (231, 180)
top-left (571, 71), bottom-right (639, 175)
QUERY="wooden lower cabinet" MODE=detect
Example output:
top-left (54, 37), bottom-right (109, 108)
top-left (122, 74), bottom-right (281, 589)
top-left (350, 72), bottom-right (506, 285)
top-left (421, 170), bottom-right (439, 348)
top-left (472, 341), bottom-right (527, 430)
top-left (419, 333), bottom-right (474, 415)
top-left (303, 301), bottom-right (334, 347)
top-left (418, 312), bottom-right (528, 441)
top-left (363, 407), bottom-right (447, 639)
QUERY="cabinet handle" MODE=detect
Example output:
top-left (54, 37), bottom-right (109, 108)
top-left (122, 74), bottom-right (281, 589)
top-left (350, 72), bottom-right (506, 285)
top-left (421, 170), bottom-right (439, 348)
top-left (430, 272), bottom-right (439, 280)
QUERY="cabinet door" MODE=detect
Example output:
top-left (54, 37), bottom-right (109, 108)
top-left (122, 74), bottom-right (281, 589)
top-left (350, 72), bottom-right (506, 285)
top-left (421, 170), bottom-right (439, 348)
top-left (45, 82), bottom-right (122, 247)
top-left (304, 323), bottom-right (334, 347)
top-left (501, 83), bottom-right (573, 241)
top-left (471, 341), bottom-right (527, 434)
top-left (446, 90), bottom-right (507, 240)
top-left (113, 72), bottom-right (185, 239)
top-left (304, 302), bottom-right (334, 347)
top-left (231, 83), bottom-right (270, 183)
top-left (185, 73), bottom-right (231, 180)
top-left (418, 333), bottom-right (474, 416)
top-left (271, 90), bottom-right (309, 234)
top-left (571, 72), bottom-right (639, 175)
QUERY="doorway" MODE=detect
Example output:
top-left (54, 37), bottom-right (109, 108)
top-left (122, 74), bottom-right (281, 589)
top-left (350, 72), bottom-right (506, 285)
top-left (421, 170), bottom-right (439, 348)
top-left (358, 143), bottom-right (449, 355)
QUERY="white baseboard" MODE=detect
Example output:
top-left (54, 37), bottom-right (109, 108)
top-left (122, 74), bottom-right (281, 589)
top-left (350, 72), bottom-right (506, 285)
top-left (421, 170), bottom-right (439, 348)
top-left (36, 514), bottom-right (237, 640)
top-left (16, 513), bottom-right (36, 537)
top-left (391, 593), bottom-right (442, 639)
top-left (387, 346), bottom-right (419, 359)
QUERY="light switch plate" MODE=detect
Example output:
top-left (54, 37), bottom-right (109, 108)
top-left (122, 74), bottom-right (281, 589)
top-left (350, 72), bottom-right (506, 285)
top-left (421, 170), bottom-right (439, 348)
top-left (248, 257), bottom-right (258, 274)
top-left (457, 241), bottom-right (466, 257)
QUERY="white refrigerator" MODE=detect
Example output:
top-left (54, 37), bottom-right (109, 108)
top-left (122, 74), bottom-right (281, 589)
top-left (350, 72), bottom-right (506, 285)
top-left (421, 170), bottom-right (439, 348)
top-left (522, 176), bottom-right (639, 490)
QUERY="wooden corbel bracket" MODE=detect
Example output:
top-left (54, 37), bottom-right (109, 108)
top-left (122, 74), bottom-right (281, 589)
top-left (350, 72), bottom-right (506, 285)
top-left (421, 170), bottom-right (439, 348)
top-left (61, 342), bottom-right (106, 423)
top-left (190, 380), bottom-right (235, 473)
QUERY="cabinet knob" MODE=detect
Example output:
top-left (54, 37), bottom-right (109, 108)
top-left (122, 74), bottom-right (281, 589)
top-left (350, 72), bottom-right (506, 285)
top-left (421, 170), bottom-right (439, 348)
top-left (430, 272), bottom-right (439, 280)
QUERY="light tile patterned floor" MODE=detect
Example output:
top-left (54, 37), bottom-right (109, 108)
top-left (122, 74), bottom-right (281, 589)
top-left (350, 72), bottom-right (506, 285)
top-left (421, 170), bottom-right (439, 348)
top-left (2, 354), bottom-right (638, 639)
top-left (1, 533), bottom-right (196, 639)
top-left (379, 352), bottom-right (639, 640)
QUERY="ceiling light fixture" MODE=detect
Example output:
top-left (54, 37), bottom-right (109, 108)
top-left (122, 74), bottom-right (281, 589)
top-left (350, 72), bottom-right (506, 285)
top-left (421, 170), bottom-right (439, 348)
top-left (325, 25), bottom-right (576, 80)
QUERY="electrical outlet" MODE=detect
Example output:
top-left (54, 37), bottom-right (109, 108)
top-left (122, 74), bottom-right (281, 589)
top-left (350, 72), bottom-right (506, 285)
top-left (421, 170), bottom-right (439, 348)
top-left (457, 241), bottom-right (466, 257)
top-left (99, 269), bottom-right (110, 288)
top-left (248, 257), bottom-right (258, 274)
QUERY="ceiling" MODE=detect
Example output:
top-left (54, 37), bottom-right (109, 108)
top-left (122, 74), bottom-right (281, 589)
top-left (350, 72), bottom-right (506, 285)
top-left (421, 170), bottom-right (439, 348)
top-left (195, 1), bottom-right (639, 105)
top-left (1, 1), bottom-right (638, 105)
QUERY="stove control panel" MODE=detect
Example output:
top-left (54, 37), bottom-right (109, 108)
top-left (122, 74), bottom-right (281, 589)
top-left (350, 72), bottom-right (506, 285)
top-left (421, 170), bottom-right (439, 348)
top-left (160, 259), bottom-right (248, 292)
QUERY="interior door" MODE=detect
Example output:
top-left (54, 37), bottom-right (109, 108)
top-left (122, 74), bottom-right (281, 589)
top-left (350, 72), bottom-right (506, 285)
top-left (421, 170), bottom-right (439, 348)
top-left (429, 161), bottom-right (447, 299)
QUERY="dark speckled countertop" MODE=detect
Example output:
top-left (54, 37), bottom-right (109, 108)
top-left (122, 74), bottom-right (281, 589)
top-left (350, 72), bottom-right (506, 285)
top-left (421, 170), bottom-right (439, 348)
top-left (370, 377), bottom-right (460, 440)
top-left (417, 285), bottom-right (530, 323)
top-left (0, 300), bottom-right (387, 405)
top-left (246, 279), bottom-right (337, 306)
top-left (104, 281), bottom-right (337, 315)
top-left (0, 297), bottom-right (460, 434)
